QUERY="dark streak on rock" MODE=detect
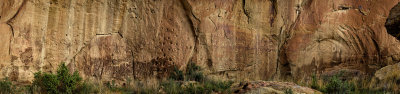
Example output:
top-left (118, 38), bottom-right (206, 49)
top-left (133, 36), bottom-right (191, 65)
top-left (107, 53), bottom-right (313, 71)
top-left (180, 0), bottom-right (202, 64)
top-left (118, 31), bottom-right (124, 38)
top-left (6, 0), bottom-right (27, 24)
top-left (209, 17), bottom-right (217, 31)
top-left (270, 0), bottom-right (277, 27)
top-left (6, 0), bottom-right (27, 55)
top-left (242, 0), bottom-right (250, 24)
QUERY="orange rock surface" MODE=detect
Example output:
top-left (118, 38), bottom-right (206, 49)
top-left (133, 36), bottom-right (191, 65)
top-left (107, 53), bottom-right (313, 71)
top-left (0, 0), bottom-right (399, 84)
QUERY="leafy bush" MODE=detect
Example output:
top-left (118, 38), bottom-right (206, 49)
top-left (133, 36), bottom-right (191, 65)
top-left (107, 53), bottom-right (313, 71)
top-left (324, 75), bottom-right (355, 93)
top-left (0, 78), bottom-right (14, 94)
top-left (33, 63), bottom-right (83, 94)
top-left (311, 73), bottom-right (356, 93)
top-left (33, 72), bottom-right (60, 93)
top-left (57, 63), bottom-right (82, 93)
top-left (169, 67), bottom-right (184, 81)
top-left (186, 62), bottom-right (205, 82)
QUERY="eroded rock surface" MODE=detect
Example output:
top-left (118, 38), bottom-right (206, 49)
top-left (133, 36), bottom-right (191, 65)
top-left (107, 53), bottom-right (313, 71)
top-left (0, 0), bottom-right (400, 84)
top-left (233, 81), bottom-right (321, 94)
top-left (372, 63), bottom-right (400, 91)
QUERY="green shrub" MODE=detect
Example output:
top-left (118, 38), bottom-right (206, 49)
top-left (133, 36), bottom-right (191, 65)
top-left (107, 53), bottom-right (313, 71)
top-left (186, 83), bottom-right (209, 94)
top-left (284, 88), bottom-right (293, 94)
top-left (169, 67), bottom-right (184, 81)
top-left (311, 74), bottom-right (320, 90)
top-left (0, 77), bottom-right (14, 94)
top-left (33, 72), bottom-right (59, 93)
top-left (105, 80), bottom-right (117, 91)
top-left (161, 80), bottom-right (184, 94)
top-left (57, 63), bottom-right (82, 93)
top-left (186, 62), bottom-right (204, 82)
top-left (33, 63), bottom-right (83, 94)
top-left (314, 73), bottom-right (356, 93)
top-left (203, 80), bottom-right (233, 93)
top-left (324, 75), bottom-right (354, 93)
top-left (75, 82), bottom-right (99, 94)
top-left (161, 62), bottom-right (233, 94)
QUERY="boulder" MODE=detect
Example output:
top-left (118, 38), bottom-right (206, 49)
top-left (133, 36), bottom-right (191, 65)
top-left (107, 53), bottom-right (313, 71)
top-left (234, 81), bottom-right (321, 94)
top-left (372, 63), bottom-right (400, 91)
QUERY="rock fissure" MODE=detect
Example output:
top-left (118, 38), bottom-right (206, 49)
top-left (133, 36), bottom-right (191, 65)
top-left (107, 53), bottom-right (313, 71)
top-left (270, 0), bottom-right (277, 27)
top-left (179, 0), bottom-right (200, 64)
top-left (242, 0), bottom-right (250, 24)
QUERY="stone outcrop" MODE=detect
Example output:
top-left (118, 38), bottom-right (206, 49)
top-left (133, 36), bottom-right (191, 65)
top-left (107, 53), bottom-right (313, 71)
top-left (372, 63), bottom-right (400, 91)
top-left (1, 0), bottom-right (400, 84)
top-left (233, 81), bottom-right (321, 94)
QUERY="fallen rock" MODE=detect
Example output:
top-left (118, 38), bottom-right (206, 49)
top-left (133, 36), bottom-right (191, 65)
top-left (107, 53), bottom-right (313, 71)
top-left (372, 63), bottom-right (400, 91)
top-left (374, 63), bottom-right (400, 81)
top-left (234, 81), bottom-right (321, 94)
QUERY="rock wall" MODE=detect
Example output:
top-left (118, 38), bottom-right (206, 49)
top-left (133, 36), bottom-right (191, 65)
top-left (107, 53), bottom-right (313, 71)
top-left (1, 0), bottom-right (400, 84)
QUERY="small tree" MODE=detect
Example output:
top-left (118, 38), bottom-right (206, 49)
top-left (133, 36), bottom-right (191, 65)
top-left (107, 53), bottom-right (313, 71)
top-left (33, 63), bottom-right (82, 94)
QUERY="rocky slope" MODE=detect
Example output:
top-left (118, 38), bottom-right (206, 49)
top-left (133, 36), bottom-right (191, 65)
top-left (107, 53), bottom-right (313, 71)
top-left (1, 0), bottom-right (400, 84)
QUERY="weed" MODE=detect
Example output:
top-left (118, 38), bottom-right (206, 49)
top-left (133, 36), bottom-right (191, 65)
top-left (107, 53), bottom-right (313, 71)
top-left (75, 82), bottom-right (99, 94)
top-left (105, 80), bottom-right (117, 91)
top-left (310, 74), bottom-right (319, 90)
top-left (186, 62), bottom-right (205, 82)
top-left (169, 66), bottom-right (184, 81)
top-left (161, 62), bottom-right (233, 94)
top-left (284, 88), bottom-right (293, 94)
top-left (0, 77), bottom-right (14, 94)
top-left (161, 80), bottom-right (184, 94)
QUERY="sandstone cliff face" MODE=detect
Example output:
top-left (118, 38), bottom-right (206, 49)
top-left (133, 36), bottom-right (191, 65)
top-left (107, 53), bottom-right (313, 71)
top-left (1, 0), bottom-right (400, 84)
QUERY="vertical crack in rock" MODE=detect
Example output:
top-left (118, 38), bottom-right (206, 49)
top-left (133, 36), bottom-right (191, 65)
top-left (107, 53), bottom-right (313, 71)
top-left (180, 0), bottom-right (210, 66)
top-left (130, 50), bottom-right (135, 75)
top-left (5, 0), bottom-right (27, 56)
top-left (242, 0), bottom-right (250, 24)
top-left (180, 0), bottom-right (198, 45)
top-left (275, 27), bottom-right (284, 79)
top-left (276, 0), bottom-right (304, 79)
top-left (209, 17), bottom-right (217, 31)
top-left (6, 0), bottom-right (27, 36)
top-left (7, 23), bottom-right (14, 55)
top-left (115, 1), bottom-right (127, 39)
top-left (6, 23), bottom-right (14, 37)
top-left (270, 0), bottom-right (277, 27)
top-left (367, 26), bottom-right (381, 63)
